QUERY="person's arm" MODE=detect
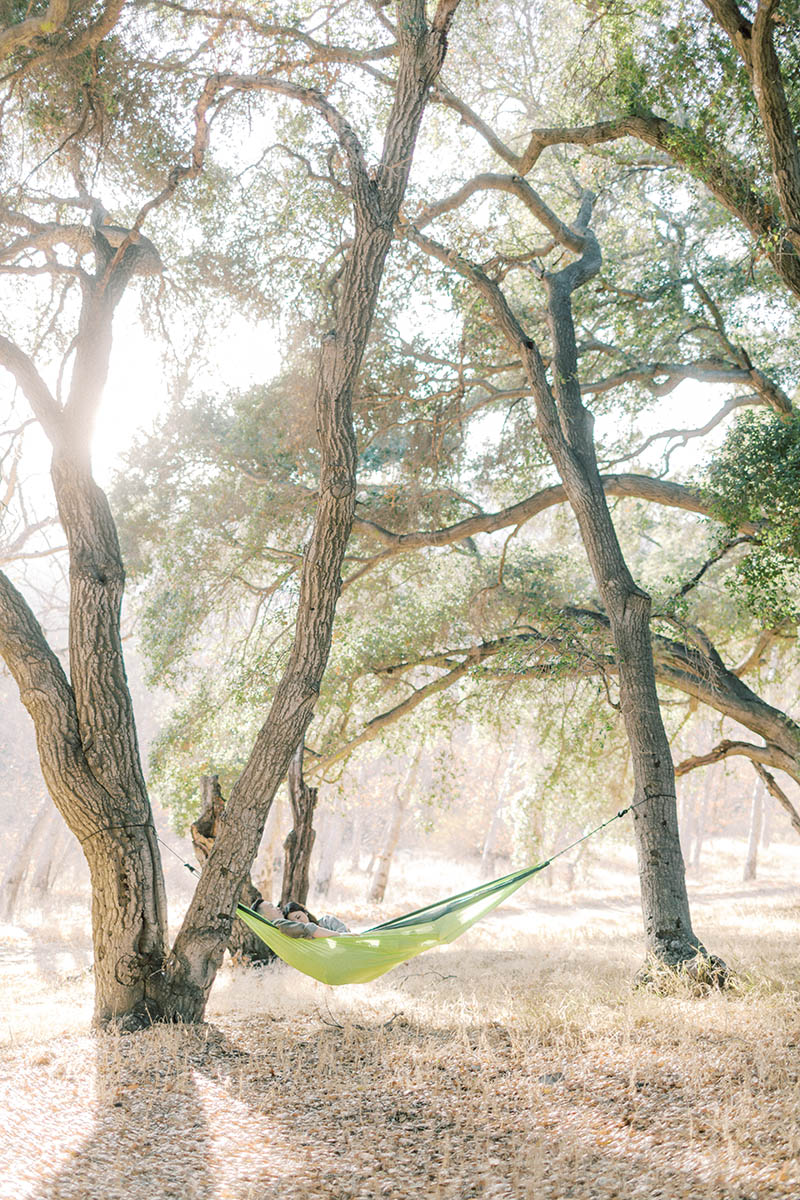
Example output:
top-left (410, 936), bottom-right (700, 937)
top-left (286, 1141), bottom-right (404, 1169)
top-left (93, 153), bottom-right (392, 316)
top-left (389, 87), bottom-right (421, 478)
top-left (306, 922), bottom-right (344, 938)
top-left (318, 914), bottom-right (350, 932)
top-left (272, 917), bottom-right (316, 939)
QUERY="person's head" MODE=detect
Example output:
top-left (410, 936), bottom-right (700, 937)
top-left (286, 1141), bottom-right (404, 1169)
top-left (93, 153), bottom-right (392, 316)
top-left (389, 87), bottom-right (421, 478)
top-left (285, 900), bottom-right (319, 924)
top-left (259, 902), bottom-right (283, 923)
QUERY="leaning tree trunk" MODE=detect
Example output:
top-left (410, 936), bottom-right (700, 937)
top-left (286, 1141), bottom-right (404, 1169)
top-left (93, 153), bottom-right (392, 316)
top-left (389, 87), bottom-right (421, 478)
top-left (155, 1), bottom-right (461, 1023)
top-left (537, 248), bottom-right (701, 964)
top-left (280, 743), bottom-right (318, 908)
top-left (412, 193), bottom-right (703, 967)
top-left (191, 775), bottom-right (274, 964)
top-left (0, 255), bottom-right (171, 1028)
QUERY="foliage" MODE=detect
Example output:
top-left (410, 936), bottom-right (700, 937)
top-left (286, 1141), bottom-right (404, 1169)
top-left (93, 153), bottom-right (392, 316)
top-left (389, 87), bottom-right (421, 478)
top-left (706, 411), bottom-right (800, 623)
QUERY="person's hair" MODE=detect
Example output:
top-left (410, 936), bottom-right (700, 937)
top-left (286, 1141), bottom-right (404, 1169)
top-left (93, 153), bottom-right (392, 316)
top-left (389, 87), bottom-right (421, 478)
top-left (284, 900), bottom-right (320, 925)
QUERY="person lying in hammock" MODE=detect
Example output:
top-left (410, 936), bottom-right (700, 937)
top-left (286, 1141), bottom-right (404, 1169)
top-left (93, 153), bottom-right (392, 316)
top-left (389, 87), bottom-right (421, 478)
top-left (285, 900), bottom-right (350, 934)
top-left (252, 898), bottom-right (349, 938)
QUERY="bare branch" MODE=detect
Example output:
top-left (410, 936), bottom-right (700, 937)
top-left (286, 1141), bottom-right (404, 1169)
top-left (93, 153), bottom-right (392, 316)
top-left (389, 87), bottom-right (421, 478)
top-left (732, 621), bottom-right (795, 677)
top-left (413, 172), bottom-right (586, 252)
top-left (752, 761), bottom-right (800, 837)
top-left (674, 737), bottom-right (799, 782)
top-left (0, 335), bottom-right (63, 443)
top-left (602, 394), bottom-right (767, 470)
top-left (308, 640), bottom-right (496, 777)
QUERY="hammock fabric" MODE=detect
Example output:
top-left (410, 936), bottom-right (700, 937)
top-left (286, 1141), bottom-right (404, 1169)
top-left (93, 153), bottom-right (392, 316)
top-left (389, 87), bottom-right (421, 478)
top-left (236, 859), bottom-right (551, 986)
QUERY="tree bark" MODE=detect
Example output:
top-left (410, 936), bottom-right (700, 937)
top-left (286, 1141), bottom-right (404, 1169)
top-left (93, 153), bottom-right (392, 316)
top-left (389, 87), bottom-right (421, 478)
top-left (410, 196), bottom-right (703, 964)
top-left (156, 0), bottom-right (461, 1023)
top-left (0, 242), bottom-right (173, 1027)
top-left (280, 743), bottom-right (318, 908)
top-left (0, 466), bottom-right (167, 1028)
top-left (191, 775), bottom-right (273, 964)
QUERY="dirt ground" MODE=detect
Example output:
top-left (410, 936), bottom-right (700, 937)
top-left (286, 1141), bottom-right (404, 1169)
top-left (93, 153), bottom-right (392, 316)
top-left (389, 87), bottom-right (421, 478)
top-left (1, 839), bottom-right (799, 1200)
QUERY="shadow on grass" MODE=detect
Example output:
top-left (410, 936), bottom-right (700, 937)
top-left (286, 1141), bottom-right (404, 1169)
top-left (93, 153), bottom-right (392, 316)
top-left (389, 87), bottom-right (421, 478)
top-left (33, 1027), bottom-right (216, 1200)
top-left (30, 1003), bottom-right (781, 1200)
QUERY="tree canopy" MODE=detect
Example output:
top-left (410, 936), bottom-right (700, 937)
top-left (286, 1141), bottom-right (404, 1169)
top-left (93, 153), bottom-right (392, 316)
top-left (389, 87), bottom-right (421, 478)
top-left (2, 0), bottom-right (800, 1024)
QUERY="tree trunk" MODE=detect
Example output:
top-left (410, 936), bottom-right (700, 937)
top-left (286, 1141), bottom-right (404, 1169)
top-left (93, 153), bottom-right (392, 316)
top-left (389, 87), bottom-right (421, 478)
top-left (0, 539), bottom-right (168, 1029)
top-left (0, 799), bottom-right (50, 920)
top-left (691, 774), bottom-right (711, 871)
top-left (156, 3), bottom-right (459, 1023)
top-left (411, 194), bottom-right (704, 966)
top-left (191, 775), bottom-right (273, 965)
top-left (743, 775), bottom-right (764, 881)
top-left (280, 743), bottom-right (318, 908)
top-left (369, 794), bottom-right (408, 903)
top-left (368, 752), bottom-right (420, 903)
top-left (316, 808), bottom-right (346, 897)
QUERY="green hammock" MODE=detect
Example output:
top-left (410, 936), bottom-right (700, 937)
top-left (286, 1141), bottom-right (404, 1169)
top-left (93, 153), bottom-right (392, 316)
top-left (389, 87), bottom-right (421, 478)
top-left (236, 859), bottom-right (551, 986)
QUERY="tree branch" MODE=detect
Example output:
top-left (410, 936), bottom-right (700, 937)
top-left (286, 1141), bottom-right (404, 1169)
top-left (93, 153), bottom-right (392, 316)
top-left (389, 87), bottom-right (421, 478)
top-left (751, 761), bottom-right (800, 837)
top-left (674, 737), bottom-right (798, 778)
top-left (0, 335), bottom-right (63, 444)
top-left (350, 473), bottom-right (758, 565)
top-left (413, 172), bottom-right (586, 252)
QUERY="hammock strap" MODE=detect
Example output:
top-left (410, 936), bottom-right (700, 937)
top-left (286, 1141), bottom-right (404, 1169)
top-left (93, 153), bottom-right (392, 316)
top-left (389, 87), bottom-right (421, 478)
top-left (156, 794), bottom-right (650, 933)
top-left (366, 800), bottom-right (641, 931)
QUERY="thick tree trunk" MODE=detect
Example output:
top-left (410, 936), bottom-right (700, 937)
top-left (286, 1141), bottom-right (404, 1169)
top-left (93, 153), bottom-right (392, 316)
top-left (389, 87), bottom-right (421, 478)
top-left (51, 442), bottom-right (169, 1026)
top-left (280, 743), bottom-right (318, 908)
top-left (743, 776), bottom-right (764, 881)
top-left (156, 2), bottom-right (459, 1023)
top-left (0, 551), bottom-right (168, 1028)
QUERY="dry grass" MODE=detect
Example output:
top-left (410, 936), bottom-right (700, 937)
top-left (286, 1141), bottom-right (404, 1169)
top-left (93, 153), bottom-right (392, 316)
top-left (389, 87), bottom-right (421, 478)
top-left (2, 840), bottom-right (800, 1200)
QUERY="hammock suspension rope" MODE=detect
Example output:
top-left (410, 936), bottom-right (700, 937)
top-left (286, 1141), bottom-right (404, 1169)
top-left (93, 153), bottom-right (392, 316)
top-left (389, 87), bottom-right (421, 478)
top-left (155, 797), bottom-right (649, 987)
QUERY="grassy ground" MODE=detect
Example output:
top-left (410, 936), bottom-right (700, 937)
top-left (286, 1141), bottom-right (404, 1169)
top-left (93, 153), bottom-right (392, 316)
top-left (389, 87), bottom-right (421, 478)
top-left (1, 839), bottom-right (799, 1200)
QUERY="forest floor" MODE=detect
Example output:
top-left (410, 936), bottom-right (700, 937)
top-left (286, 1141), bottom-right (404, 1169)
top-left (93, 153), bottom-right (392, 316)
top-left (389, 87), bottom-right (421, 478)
top-left (1, 838), bottom-right (799, 1200)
